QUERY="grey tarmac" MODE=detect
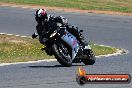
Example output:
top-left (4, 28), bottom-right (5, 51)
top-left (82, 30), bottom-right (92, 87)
top-left (0, 6), bottom-right (132, 88)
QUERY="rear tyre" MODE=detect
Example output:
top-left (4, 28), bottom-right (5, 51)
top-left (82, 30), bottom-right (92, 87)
top-left (52, 42), bottom-right (72, 67)
top-left (82, 49), bottom-right (95, 65)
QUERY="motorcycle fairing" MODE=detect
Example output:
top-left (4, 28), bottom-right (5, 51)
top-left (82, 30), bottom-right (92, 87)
top-left (61, 30), bottom-right (79, 60)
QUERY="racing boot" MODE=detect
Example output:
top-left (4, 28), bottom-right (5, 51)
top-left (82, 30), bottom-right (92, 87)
top-left (78, 32), bottom-right (86, 46)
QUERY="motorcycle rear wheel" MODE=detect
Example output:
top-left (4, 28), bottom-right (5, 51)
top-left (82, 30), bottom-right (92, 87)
top-left (82, 49), bottom-right (96, 65)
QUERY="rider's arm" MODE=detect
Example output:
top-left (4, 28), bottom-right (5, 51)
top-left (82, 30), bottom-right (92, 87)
top-left (66, 24), bottom-right (83, 32)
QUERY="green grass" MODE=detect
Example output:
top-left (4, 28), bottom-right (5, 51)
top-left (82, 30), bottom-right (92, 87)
top-left (0, 34), bottom-right (53, 63)
top-left (0, 0), bottom-right (132, 13)
top-left (0, 34), bottom-right (117, 63)
top-left (90, 43), bottom-right (117, 56)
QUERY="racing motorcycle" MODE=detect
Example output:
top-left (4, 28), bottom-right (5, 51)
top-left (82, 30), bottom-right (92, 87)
top-left (35, 23), bottom-right (95, 66)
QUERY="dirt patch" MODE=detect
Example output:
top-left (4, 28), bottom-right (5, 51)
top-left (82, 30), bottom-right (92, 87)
top-left (0, 35), bottom-right (26, 44)
top-left (0, 2), bottom-right (132, 16)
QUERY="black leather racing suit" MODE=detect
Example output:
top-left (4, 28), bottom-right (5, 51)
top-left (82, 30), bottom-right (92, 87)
top-left (32, 15), bottom-right (85, 45)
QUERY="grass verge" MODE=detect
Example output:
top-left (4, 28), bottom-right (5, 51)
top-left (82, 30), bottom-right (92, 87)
top-left (0, 0), bottom-right (132, 13)
top-left (0, 34), bottom-right (117, 63)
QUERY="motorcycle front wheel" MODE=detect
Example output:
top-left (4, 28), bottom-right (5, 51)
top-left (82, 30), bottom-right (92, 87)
top-left (52, 42), bottom-right (72, 67)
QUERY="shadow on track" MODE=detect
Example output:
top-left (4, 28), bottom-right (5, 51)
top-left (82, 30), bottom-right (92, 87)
top-left (29, 64), bottom-right (85, 68)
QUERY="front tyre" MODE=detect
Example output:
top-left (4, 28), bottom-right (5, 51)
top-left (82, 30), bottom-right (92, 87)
top-left (52, 42), bottom-right (72, 67)
top-left (82, 49), bottom-right (96, 65)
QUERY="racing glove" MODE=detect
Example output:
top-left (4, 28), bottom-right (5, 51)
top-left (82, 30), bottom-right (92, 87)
top-left (32, 33), bottom-right (38, 39)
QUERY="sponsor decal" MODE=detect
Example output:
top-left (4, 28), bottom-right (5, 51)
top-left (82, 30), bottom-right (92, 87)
top-left (76, 67), bottom-right (131, 85)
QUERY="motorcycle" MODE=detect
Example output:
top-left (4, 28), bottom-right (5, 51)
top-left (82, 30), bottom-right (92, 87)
top-left (34, 23), bottom-right (95, 67)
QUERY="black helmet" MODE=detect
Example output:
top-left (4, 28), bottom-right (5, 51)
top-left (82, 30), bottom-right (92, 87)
top-left (35, 9), bottom-right (47, 23)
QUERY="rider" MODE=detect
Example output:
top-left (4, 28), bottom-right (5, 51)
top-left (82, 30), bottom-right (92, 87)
top-left (32, 9), bottom-right (86, 46)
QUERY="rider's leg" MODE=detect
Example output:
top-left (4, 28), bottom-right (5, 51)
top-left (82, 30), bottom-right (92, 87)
top-left (67, 26), bottom-right (87, 46)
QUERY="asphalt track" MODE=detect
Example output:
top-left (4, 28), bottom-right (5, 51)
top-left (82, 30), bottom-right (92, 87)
top-left (0, 6), bottom-right (132, 88)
